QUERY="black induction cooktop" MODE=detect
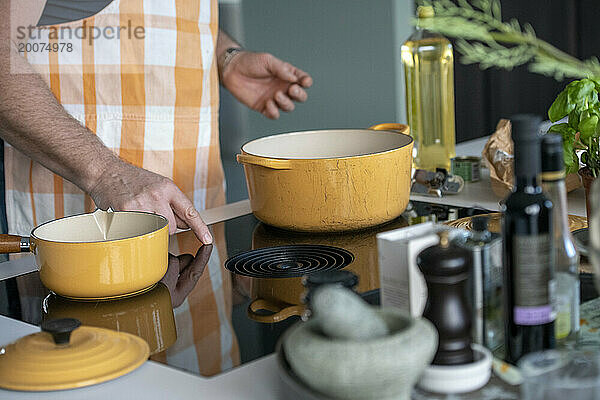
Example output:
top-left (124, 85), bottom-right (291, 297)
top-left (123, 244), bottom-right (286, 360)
top-left (0, 202), bottom-right (546, 379)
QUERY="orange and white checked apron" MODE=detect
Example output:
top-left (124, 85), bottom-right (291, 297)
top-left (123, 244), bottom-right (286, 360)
top-left (13, 0), bottom-right (239, 376)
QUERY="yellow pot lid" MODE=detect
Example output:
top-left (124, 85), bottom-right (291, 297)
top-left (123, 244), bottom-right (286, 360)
top-left (0, 318), bottom-right (149, 391)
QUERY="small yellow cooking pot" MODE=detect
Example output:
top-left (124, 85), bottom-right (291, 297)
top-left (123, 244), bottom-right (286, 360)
top-left (237, 123), bottom-right (413, 232)
top-left (0, 209), bottom-right (169, 299)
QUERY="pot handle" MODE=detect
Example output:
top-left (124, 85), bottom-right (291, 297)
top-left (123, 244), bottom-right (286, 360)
top-left (0, 235), bottom-right (30, 253)
top-left (236, 154), bottom-right (293, 170)
top-left (247, 298), bottom-right (305, 323)
top-left (369, 123), bottom-right (410, 135)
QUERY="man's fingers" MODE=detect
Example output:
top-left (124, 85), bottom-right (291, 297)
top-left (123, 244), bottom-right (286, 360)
top-left (292, 67), bottom-right (313, 88)
top-left (156, 206), bottom-right (179, 236)
top-left (170, 191), bottom-right (212, 244)
top-left (287, 84), bottom-right (308, 102)
top-left (269, 56), bottom-right (313, 89)
top-left (274, 91), bottom-right (295, 112)
top-left (265, 54), bottom-right (298, 83)
top-left (299, 75), bottom-right (313, 88)
top-left (263, 99), bottom-right (280, 119)
top-left (174, 213), bottom-right (187, 229)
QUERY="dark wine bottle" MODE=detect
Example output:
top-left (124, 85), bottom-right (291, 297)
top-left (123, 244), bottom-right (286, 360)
top-left (502, 115), bottom-right (555, 364)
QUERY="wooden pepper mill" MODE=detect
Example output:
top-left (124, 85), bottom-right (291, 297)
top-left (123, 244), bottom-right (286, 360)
top-left (417, 230), bottom-right (474, 365)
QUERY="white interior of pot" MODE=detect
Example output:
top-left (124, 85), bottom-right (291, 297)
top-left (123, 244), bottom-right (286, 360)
top-left (242, 129), bottom-right (412, 159)
top-left (32, 211), bottom-right (167, 243)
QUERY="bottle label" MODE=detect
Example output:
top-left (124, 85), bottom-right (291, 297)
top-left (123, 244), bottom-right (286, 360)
top-left (513, 234), bottom-right (555, 325)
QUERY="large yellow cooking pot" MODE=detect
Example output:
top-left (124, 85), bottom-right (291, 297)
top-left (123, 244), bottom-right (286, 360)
top-left (0, 209), bottom-right (169, 299)
top-left (237, 123), bottom-right (413, 232)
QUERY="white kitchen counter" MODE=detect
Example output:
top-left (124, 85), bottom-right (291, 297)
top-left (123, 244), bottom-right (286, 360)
top-left (410, 136), bottom-right (587, 216)
top-left (0, 135), bottom-right (587, 399)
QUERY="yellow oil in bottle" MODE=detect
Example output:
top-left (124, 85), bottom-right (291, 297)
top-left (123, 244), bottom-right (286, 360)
top-left (401, 7), bottom-right (456, 172)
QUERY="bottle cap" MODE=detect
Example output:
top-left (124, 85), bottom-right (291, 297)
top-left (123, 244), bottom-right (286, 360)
top-left (511, 114), bottom-right (542, 178)
top-left (472, 215), bottom-right (489, 232)
top-left (541, 133), bottom-right (565, 174)
top-left (417, 5), bottom-right (434, 18)
top-left (511, 114), bottom-right (542, 143)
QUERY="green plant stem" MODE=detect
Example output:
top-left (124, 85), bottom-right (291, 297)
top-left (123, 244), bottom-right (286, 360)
top-left (487, 32), bottom-right (599, 76)
top-left (536, 41), bottom-right (584, 66)
top-left (422, 0), bottom-right (600, 78)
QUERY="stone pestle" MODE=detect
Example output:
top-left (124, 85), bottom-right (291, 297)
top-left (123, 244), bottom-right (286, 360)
top-left (310, 285), bottom-right (390, 340)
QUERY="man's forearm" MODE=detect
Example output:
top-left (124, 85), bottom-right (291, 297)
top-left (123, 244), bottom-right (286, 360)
top-left (0, 42), bottom-right (121, 194)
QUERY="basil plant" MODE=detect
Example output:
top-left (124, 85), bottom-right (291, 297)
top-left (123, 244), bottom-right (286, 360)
top-left (548, 78), bottom-right (600, 177)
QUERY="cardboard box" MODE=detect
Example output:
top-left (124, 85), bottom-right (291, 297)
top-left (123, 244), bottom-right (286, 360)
top-left (377, 223), bottom-right (466, 317)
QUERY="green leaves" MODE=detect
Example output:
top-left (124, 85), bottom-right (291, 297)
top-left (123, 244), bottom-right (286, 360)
top-left (579, 114), bottom-right (599, 140)
top-left (548, 90), bottom-right (573, 122)
top-left (548, 79), bottom-right (599, 122)
top-left (548, 78), bottom-right (600, 175)
top-left (563, 140), bottom-right (579, 175)
top-left (548, 123), bottom-right (579, 174)
top-left (548, 122), bottom-right (574, 137)
top-left (567, 79), bottom-right (596, 109)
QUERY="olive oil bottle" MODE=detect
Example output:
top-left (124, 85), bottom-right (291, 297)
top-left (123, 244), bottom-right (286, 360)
top-left (401, 6), bottom-right (456, 171)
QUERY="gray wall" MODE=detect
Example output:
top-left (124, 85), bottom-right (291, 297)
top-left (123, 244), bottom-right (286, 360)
top-left (219, 0), bottom-right (414, 202)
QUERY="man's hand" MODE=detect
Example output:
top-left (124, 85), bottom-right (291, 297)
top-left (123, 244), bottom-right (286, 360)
top-left (221, 52), bottom-right (313, 119)
top-left (89, 160), bottom-right (213, 244)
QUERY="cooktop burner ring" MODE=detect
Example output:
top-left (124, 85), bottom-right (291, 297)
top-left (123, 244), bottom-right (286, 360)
top-left (224, 244), bottom-right (354, 278)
